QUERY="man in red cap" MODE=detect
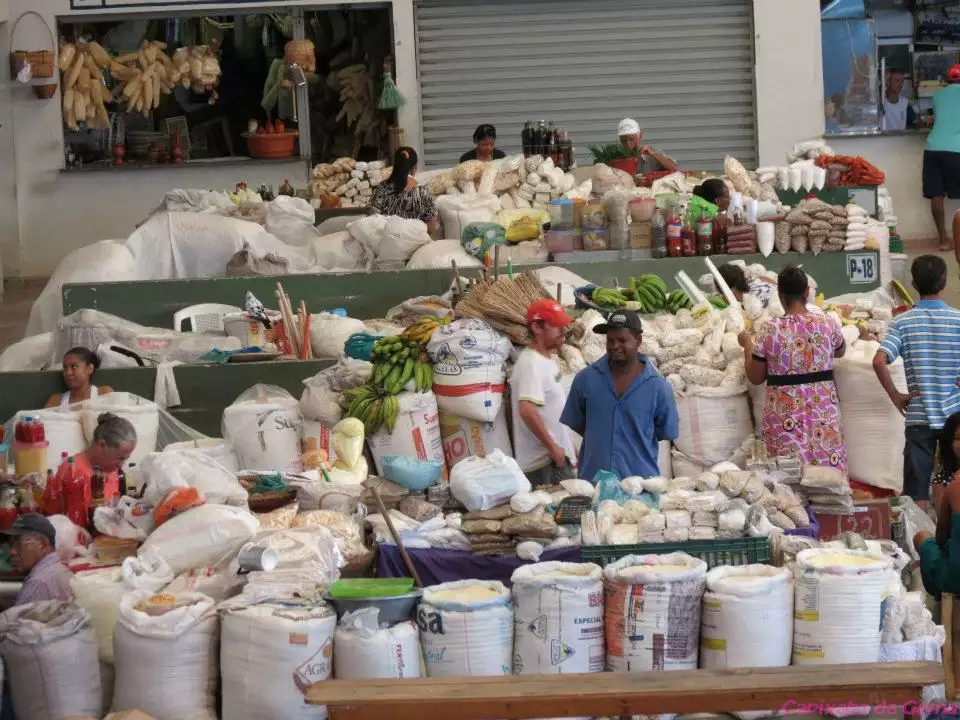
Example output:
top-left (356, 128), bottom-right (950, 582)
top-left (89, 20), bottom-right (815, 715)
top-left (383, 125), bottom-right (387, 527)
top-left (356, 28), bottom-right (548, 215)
top-left (924, 62), bottom-right (960, 252)
top-left (509, 299), bottom-right (578, 486)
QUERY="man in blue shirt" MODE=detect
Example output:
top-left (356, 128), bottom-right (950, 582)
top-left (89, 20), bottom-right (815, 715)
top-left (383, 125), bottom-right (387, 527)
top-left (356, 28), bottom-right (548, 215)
top-left (874, 255), bottom-right (960, 506)
top-left (561, 310), bottom-right (679, 482)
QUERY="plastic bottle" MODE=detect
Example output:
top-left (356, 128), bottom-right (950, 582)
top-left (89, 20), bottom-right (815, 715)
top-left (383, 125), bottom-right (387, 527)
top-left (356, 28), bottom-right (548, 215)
top-left (89, 465), bottom-right (106, 528)
top-left (651, 206), bottom-right (668, 259)
top-left (63, 457), bottom-right (88, 530)
top-left (696, 209), bottom-right (714, 256)
top-left (279, 178), bottom-right (295, 197)
top-left (666, 204), bottom-right (683, 258)
top-left (35, 419), bottom-right (45, 444)
top-left (0, 488), bottom-right (17, 531)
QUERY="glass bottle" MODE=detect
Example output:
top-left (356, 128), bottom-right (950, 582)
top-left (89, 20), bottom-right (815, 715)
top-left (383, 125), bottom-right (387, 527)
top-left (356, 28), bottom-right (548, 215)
top-left (279, 178), bottom-right (295, 197)
top-left (681, 215), bottom-right (697, 257)
top-left (89, 465), bottom-right (106, 528)
top-left (63, 457), bottom-right (88, 530)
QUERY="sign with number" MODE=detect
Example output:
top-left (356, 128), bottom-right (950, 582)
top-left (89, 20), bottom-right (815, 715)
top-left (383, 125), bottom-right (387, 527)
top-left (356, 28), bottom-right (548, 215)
top-left (816, 499), bottom-right (892, 541)
top-left (846, 253), bottom-right (877, 285)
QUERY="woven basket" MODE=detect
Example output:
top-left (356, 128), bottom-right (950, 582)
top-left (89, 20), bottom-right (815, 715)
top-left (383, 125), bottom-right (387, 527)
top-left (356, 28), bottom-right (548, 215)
top-left (9, 12), bottom-right (55, 80)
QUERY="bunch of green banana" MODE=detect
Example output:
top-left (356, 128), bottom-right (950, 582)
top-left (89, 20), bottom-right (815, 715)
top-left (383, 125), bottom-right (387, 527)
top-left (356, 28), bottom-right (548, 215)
top-left (666, 290), bottom-right (694, 313)
top-left (370, 336), bottom-right (434, 395)
top-left (591, 286), bottom-right (628, 309)
top-left (626, 274), bottom-right (667, 314)
top-left (413, 360), bottom-right (433, 392)
top-left (401, 316), bottom-right (447, 344)
top-left (341, 385), bottom-right (399, 435)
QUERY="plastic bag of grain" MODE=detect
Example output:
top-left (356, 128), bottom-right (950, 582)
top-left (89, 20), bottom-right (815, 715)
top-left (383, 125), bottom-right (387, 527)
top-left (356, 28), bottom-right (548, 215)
top-left (220, 599), bottom-right (337, 720)
top-left (111, 591), bottom-right (219, 719)
top-left (511, 562), bottom-right (604, 675)
top-left (700, 565), bottom-right (793, 669)
top-left (603, 553), bottom-right (707, 671)
top-left (418, 580), bottom-right (513, 677)
top-left (1, 601), bottom-right (102, 720)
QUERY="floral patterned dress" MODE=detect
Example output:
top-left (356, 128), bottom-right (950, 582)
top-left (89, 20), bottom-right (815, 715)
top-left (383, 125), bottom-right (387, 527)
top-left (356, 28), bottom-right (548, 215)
top-left (753, 312), bottom-right (847, 473)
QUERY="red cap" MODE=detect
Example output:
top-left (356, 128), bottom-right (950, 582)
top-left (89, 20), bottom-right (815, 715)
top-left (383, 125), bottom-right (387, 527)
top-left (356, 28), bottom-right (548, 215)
top-left (949, 64), bottom-right (960, 83)
top-left (527, 299), bottom-right (573, 327)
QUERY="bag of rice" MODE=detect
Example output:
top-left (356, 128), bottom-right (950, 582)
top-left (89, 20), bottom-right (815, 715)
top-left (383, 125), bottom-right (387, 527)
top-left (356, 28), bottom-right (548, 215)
top-left (660, 490), bottom-right (694, 511)
top-left (668, 476), bottom-right (696, 492)
top-left (740, 474), bottom-right (765, 503)
top-left (689, 527), bottom-right (717, 540)
top-left (637, 513), bottom-right (666, 531)
top-left (692, 511), bottom-right (718, 528)
top-left (718, 498), bottom-right (748, 532)
top-left (686, 491), bottom-right (729, 513)
top-left (663, 527), bottom-right (690, 542)
top-left (255, 503), bottom-right (298, 530)
top-left (695, 472), bottom-right (720, 491)
top-left (665, 510), bottom-right (692, 529)
top-left (719, 470), bottom-right (750, 497)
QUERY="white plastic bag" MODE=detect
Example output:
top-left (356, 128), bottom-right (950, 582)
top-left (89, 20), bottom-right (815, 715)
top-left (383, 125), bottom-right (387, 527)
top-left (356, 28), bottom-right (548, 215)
top-left (265, 196), bottom-right (320, 247)
top-left (222, 384), bottom-right (303, 473)
top-left (333, 608), bottom-right (422, 680)
top-left (435, 193), bottom-right (502, 240)
top-left (140, 451), bottom-right (247, 508)
top-left (449, 450), bottom-right (531, 511)
top-left (309, 312), bottom-right (368, 359)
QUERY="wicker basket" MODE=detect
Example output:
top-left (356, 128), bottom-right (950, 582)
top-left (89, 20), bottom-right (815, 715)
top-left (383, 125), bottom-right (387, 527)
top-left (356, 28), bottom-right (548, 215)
top-left (9, 12), bottom-right (55, 80)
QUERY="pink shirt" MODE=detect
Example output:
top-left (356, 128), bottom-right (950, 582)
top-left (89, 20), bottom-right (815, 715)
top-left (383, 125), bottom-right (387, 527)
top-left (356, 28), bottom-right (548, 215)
top-left (16, 553), bottom-right (74, 605)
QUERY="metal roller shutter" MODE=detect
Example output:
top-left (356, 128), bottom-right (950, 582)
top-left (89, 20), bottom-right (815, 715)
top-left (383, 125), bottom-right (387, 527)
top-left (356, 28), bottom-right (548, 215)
top-left (415, 0), bottom-right (756, 171)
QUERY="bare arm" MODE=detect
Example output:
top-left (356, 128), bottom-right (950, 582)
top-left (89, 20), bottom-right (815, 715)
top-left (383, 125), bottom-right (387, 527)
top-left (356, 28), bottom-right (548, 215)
top-left (643, 146), bottom-right (679, 172)
top-left (44, 393), bottom-right (60, 409)
top-left (872, 351), bottom-right (918, 415)
top-left (937, 489), bottom-right (953, 548)
top-left (739, 332), bottom-right (767, 385)
top-left (426, 219), bottom-right (439, 235)
top-left (834, 340), bottom-right (846, 359)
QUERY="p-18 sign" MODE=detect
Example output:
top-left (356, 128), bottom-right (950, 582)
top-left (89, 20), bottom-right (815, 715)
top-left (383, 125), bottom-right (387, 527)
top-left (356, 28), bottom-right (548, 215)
top-left (847, 253), bottom-right (877, 285)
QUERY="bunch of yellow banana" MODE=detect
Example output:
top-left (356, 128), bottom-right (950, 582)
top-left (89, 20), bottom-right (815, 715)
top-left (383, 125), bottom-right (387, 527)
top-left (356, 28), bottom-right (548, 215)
top-left (341, 385), bottom-right (398, 436)
top-left (401, 316), bottom-right (448, 344)
top-left (371, 336), bottom-right (433, 394)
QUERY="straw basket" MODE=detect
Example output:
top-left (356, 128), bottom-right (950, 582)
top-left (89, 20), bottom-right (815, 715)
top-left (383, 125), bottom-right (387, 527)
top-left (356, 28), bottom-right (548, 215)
top-left (9, 12), bottom-right (55, 80)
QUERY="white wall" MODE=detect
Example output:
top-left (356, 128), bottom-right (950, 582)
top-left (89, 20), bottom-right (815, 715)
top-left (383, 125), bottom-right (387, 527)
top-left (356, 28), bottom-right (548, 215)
top-left (753, 0), bottom-right (825, 167)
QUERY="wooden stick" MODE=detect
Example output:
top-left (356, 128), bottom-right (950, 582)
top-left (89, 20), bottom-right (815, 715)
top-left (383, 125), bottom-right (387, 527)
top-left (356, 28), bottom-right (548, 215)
top-left (275, 285), bottom-right (300, 357)
top-left (370, 486), bottom-right (422, 587)
top-left (557, 282), bottom-right (563, 306)
top-left (494, 245), bottom-right (501, 281)
top-left (299, 300), bottom-right (312, 360)
top-left (451, 260), bottom-right (464, 296)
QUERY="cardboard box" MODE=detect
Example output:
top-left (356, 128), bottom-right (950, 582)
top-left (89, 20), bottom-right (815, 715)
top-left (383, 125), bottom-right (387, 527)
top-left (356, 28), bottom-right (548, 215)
top-left (815, 498), bottom-right (892, 541)
top-left (629, 221), bottom-right (652, 249)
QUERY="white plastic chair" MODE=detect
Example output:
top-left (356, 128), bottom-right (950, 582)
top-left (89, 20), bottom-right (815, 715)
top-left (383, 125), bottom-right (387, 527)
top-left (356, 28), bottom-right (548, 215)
top-left (173, 303), bottom-right (241, 333)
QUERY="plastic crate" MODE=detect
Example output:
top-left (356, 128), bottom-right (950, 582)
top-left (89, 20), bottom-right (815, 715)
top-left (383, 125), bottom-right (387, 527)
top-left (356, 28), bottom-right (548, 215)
top-left (889, 234), bottom-right (904, 254)
top-left (580, 536), bottom-right (771, 570)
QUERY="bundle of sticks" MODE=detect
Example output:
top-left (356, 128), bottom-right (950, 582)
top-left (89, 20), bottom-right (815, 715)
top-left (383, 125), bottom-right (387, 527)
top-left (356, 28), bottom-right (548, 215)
top-left (274, 282), bottom-right (313, 359)
top-left (453, 268), bottom-right (550, 344)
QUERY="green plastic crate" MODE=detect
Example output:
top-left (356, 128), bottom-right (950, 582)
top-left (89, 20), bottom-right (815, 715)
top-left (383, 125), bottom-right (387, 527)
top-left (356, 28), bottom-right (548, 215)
top-left (580, 537), bottom-right (771, 570)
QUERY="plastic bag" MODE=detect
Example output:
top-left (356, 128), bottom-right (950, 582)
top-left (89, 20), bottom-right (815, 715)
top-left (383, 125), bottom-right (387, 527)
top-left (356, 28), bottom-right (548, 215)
top-left (141, 450), bottom-right (247, 508)
top-left (461, 222), bottom-right (507, 259)
top-left (449, 450), bottom-right (531, 512)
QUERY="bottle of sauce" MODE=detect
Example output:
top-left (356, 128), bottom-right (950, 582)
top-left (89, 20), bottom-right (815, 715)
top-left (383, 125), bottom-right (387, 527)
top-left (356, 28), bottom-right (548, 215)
top-left (696, 209), bottom-right (714, 256)
top-left (666, 204), bottom-right (683, 258)
top-left (681, 216), bottom-right (697, 257)
top-left (278, 178), bottom-right (295, 197)
top-left (713, 212), bottom-right (727, 255)
top-left (0, 488), bottom-right (17, 532)
top-left (521, 121), bottom-right (533, 156)
top-left (651, 206), bottom-right (668, 259)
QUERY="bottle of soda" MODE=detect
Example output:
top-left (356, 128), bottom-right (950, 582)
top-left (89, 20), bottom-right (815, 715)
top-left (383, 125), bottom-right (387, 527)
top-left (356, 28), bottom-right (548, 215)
top-left (666, 204), bottom-right (683, 258)
top-left (35, 419), bottom-right (45, 444)
top-left (681, 216), bottom-right (697, 257)
top-left (651, 206), bottom-right (668, 259)
top-left (696, 208), bottom-right (714, 256)
top-left (63, 457), bottom-right (88, 530)
top-left (89, 465), bottom-right (106, 528)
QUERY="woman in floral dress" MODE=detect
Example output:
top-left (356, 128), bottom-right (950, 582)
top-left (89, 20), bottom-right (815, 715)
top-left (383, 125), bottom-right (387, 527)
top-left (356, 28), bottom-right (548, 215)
top-left (740, 266), bottom-right (848, 473)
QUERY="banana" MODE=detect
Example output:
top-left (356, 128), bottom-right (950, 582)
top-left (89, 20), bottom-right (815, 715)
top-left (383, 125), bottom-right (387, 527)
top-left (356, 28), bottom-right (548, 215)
top-left (635, 285), bottom-right (657, 311)
top-left (399, 358), bottom-right (415, 389)
top-left (383, 395), bottom-right (399, 433)
top-left (642, 274), bottom-right (667, 295)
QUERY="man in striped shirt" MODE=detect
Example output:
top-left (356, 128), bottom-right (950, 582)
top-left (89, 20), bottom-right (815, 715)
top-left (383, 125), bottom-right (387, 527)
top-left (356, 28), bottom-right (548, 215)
top-left (874, 255), bottom-right (960, 505)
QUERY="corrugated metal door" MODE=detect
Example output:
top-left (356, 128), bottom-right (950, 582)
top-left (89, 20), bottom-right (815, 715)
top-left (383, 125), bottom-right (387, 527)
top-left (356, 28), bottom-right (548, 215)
top-left (415, 0), bottom-right (756, 170)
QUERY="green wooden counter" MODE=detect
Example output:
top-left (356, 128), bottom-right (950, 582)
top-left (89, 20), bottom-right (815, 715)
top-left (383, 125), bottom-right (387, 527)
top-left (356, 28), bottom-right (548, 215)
top-left (0, 359), bottom-right (332, 437)
top-left (61, 252), bottom-right (879, 328)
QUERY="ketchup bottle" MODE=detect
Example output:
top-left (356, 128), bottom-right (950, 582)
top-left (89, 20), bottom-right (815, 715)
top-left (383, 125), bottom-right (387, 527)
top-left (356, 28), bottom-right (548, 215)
top-left (666, 204), bottom-right (683, 258)
top-left (42, 455), bottom-right (68, 516)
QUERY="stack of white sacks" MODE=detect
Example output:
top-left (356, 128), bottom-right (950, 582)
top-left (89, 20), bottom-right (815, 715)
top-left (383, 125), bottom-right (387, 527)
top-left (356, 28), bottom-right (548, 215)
top-left (309, 157), bottom-right (390, 208)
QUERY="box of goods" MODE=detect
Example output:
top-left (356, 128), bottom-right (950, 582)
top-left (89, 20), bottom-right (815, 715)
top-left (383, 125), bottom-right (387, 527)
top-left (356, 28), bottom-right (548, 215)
top-left (629, 221), bottom-right (652, 249)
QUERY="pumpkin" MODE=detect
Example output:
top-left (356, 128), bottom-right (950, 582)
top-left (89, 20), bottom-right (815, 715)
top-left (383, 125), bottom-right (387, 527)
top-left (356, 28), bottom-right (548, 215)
top-left (284, 39), bottom-right (316, 73)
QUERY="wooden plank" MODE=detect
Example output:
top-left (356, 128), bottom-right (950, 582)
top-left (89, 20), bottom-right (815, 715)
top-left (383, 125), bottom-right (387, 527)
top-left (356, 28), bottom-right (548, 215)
top-left (309, 662), bottom-right (943, 720)
top-left (60, 252), bottom-right (879, 329)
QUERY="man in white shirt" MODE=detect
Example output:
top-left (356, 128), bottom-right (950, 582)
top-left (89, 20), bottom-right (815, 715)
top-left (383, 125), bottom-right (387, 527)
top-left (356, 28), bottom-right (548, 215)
top-left (510, 299), bottom-right (578, 487)
top-left (882, 68), bottom-right (917, 132)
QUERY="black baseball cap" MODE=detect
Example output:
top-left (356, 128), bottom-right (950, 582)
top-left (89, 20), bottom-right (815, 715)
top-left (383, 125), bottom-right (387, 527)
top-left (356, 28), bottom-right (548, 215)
top-left (5, 513), bottom-right (56, 545)
top-left (594, 310), bottom-right (643, 335)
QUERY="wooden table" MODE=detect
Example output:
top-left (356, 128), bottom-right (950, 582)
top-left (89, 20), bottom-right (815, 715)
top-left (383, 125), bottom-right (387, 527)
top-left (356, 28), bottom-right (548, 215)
top-left (307, 662), bottom-right (943, 720)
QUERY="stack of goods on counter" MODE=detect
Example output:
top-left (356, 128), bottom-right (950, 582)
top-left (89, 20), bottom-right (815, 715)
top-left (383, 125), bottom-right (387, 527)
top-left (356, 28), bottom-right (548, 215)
top-left (309, 157), bottom-right (390, 208)
top-left (815, 154), bottom-right (886, 188)
top-left (777, 198), bottom-right (850, 255)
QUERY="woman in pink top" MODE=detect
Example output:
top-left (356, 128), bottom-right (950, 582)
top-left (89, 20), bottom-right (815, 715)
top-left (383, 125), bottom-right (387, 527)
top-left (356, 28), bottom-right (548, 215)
top-left (56, 412), bottom-right (137, 504)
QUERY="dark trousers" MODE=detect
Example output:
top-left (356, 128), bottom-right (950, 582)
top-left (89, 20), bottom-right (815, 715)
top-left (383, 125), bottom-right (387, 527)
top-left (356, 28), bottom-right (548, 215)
top-left (904, 425), bottom-right (938, 502)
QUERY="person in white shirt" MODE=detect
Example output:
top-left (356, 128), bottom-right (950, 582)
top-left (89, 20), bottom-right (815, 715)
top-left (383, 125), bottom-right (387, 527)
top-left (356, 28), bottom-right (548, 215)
top-left (510, 299), bottom-right (578, 487)
top-left (882, 68), bottom-right (917, 132)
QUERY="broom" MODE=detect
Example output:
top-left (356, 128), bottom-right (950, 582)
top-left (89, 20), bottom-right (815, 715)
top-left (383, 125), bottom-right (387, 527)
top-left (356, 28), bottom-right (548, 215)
top-left (378, 56), bottom-right (405, 158)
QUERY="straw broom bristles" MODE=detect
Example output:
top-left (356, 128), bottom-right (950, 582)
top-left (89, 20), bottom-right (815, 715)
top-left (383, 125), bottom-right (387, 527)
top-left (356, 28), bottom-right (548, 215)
top-left (454, 271), bottom-right (549, 344)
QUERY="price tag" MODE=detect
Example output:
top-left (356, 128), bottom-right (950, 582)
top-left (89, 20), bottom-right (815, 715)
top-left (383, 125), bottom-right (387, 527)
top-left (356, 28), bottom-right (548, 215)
top-left (846, 253), bottom-right (877, 284)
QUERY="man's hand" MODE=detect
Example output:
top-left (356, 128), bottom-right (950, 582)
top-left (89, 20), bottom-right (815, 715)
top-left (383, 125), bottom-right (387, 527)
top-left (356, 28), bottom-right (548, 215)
top-left (890, 390), bottom-right (920, 416)
top-left (639, 144), bottom-right (653, 156)
top-left (738, 330), bottom-right (753, 351)
top-left (549, 443), bottom-right (567, 468)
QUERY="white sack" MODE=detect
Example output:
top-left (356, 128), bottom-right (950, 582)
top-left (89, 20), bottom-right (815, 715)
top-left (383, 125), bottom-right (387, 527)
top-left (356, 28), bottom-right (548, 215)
top-left (0, 601), bottom-right (102, 720)
top-left (675, 389), bottom-right (753, 467)
top-left (265, 196), bottom-right (320, 247)
top-left (112, 592), bottom-right (218, 720)
top-left (435, 194), bottom-right (501, 241)
top-left (406, 239), bottom-right (482, 270)
top-left (0, 333), bottom-right (52, 372)
top-left (367, 391), bottom-right (445, 476)
top-left (308, 231), bottom-right (366, 272)
top-left (377, 216), bottom-right (432, 268)
top-left (418, 580), bottom-right (513, 677)
top-left (511, 562), bottom-right (605, 674)
top-left (27, 240), bottom-right (139, 336)
top-left (138, 504), bottom-right (259, 575)
top-left (309, 312), bottom-right (368, 359)
top-left (221, 601), bottom-right (337, 720)
top-left (334, 608), bottom-right (422, 679)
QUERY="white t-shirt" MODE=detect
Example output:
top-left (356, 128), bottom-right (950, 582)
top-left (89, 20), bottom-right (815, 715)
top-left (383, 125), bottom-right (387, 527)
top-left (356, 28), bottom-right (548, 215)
top-left (509, 348), bottom-right (577, 472)
top-left (882, 96), bottom-right (909, 131)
